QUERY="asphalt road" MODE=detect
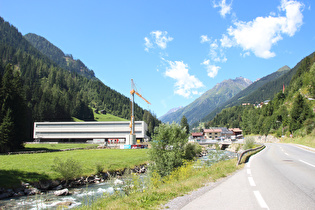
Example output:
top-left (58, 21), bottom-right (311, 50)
top-left (174, 143), bottom-right (315, 210)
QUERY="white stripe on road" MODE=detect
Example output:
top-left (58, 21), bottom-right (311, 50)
top-left (247, 169), bottom-right (251, 175)
top-left (299, 159), bottom-right (315, 168)
top-left (284, 152), bottom-right (289, 156)
top-left (248, 177), bottom-right (256, 187)
top-left (254, 191), bottom-right (269, 209)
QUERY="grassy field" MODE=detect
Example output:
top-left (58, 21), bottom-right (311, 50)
top-left (23, 143), bottom-right (97, 151)
top-left (0, 149), bottom-right (149, 188)
top-left (80, 158), bottom-right (244, 209)
top-left (73, 110), bottom-right (128, 122)
top-left (282, 135), bottom-right (315, 148)
top-left (94, 113), bottom-right (128, 121)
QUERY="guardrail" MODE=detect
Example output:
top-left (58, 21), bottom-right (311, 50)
top-left (237, 145), bottom-right (265, 165)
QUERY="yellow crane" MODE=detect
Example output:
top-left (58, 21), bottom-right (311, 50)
top-left (130, 79), bottom-right (151, 137)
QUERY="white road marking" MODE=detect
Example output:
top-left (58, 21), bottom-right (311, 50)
top-left (248, 177), bottom-right (256, 187)
top-left (247, 169), bottom-right (251, 175)
top-left (254, 191), bottom-right (269, 209)
top-left (284, 152), bottom-right (289, 156)
top-left (299, 159), bottom-right (315, 168)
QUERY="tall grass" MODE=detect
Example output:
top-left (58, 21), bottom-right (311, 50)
top-left (281, 134), bottom-right (315, 148)
top-left (79, 158), bottom-right (243, 210)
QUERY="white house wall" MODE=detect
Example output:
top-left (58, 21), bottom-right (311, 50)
top-left (33, 121), bottom-right (147, 140)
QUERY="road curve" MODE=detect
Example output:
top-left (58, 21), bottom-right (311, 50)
top-left (167, 143), bottom-right (315, 210)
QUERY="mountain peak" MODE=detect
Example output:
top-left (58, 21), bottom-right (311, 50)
top-left (160, 77), bottom-right (252, 125)
top-left (159, 106), bottom-right (183, 119)
top-left (277, 65), bottom-right (290, 72)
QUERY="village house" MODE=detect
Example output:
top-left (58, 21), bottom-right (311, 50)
top-left (191, 127), bottom-right (243, 140)
top-left (229, 128), bottom-right (243, 138)
top-left (191, 132), bottom-right (204, 139)
top-left (203, 128), bottom-right (222, 139)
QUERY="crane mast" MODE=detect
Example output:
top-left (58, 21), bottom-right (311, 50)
top-left (128, 79), bottom-right (151, 145)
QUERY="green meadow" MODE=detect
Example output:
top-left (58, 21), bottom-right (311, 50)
top-left (0, 149), bottom-right (148, 188)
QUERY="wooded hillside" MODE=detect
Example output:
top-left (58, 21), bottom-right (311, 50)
top-left (205, 53), bottom-right (315, 137)
top-left (0, 17), bottom-right (159, 152)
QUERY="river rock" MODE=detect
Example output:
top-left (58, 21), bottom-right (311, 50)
top-left (0, 192), bottom-right (12, 199)
top-left (56, 201), bottom-right (73, 206)
top-left (114, 179), bottom-right (123, 185)
top-left (53, 185), bottom-right (63, 190)
top-left (39, 180), bottom-right (51, 190)
top-left (54, 188), bottom-right (69, 196)
top-left (24, 188), bottom-right (40, 196)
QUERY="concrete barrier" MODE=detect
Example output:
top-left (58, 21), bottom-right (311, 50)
top-left (237, 145), bottom-right (265, 165)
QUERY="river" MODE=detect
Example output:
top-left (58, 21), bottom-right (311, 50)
top-left (0, 149), bottom-right (237, 209)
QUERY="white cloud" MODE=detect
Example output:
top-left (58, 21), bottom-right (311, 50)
top-left (144, 31), bottom-right (173, 52)
top-left (165, 60), bottom-right (204, 98)
top-left (144, 37), bottom-right (153, 52)
top-left (200, 36), bottom-right (226, 78)
top-left (224, 0), bottom-right (304, 58)
top-left (220, 34), bottom-right (233, 48)
top-left (280, 0), bottom-right (304, 36)
top-left (200, 35), bottom-right (211, 43)
top-left (240, 52), bottom-right (250, 57)
top-left (207, 39), bottom-right (227, 63)
top-left (213, 0), bottom-right (233, 18)
top-left (201, 59), bottom-right (220, 78)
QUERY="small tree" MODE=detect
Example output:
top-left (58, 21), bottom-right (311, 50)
top-left (180, 115), bottom-right (189, 134)
top-left (149, 123), bottom-right (188, 177)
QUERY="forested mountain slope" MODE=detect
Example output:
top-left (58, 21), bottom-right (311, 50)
top-left (0, 17), bottom-right (159, 152)
top-left (205, 52), bottom-right (315, 137)
top-left (160, 77), bottom-right (252, 125)
top-left (197, 65), bottom-right (291, 125)
top-left (24, 33), bottom-right (95, 79)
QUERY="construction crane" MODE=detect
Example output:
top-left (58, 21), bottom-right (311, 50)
top-left (130, 79), bottom-right (151, 137)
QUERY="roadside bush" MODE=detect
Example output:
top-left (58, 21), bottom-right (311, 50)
top-left (51, 157), bottom-right (82, 182)
top-left (243, 136), bottom-right (255, 150)
top-left (149, 123), bottom-right (188, 177)
top-left (184, 143), bottom-right (202, 160)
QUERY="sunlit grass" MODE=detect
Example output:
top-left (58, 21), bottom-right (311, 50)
top-left (79, 158), bottom-right (244, 210)
top-left (281, 134), bottom-right (315, 148)
top-left (23, 143), bottom-right (96, 151)
top-left (0, 149), bottom-right (148, 188)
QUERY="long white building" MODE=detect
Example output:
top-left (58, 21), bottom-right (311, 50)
top-left (33, 121), bottom-right (148, 143)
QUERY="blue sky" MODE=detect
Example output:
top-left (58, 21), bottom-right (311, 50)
top-left (1, 0), bottom-right (314, 118)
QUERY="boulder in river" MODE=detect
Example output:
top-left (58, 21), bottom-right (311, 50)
top-left (54, 188), bottom-right (69, 196)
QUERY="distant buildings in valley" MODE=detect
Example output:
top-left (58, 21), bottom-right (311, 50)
top-left (242, 100), bottom-right (271, 108)
top-left (191, 127), bottom-right (243, 141)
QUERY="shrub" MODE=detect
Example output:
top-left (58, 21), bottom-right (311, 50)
top-left (149, 123), bottom-right (188, 177)
top-left (51, 157), bottom-right (82, 182)
top-left (243, 136), bottom-right (255, 150)
top-left (184, 143), bottom-right (202, 160)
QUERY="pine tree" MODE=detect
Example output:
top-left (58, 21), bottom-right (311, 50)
top-left (0, 108), bottom-right (14, 153)
top-left (289, 93), bottom-right (312, 132)
top-left (0, 64), bottom-right (28, 152)
top-left (180, 115), bottom-right (189, 134)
